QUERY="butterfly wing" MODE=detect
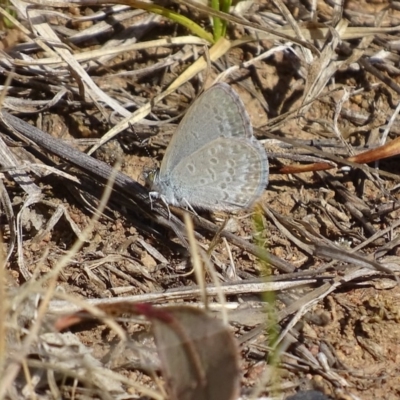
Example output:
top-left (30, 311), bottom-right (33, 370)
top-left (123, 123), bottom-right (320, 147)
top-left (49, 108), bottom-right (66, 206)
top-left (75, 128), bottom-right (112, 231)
top-left (168, 137), bottom-right (268, 210)
top-left (159, 83), bottom-right (253, 177)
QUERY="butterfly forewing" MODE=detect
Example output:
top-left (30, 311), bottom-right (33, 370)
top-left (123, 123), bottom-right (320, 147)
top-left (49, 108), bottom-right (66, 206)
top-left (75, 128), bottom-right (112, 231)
top-left (159, 83), bottom-right (253, 176)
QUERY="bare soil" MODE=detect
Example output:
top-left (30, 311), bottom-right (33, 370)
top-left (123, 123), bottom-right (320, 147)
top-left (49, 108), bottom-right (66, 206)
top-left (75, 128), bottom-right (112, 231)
top-left (2, 0), bottom-right (400, 399)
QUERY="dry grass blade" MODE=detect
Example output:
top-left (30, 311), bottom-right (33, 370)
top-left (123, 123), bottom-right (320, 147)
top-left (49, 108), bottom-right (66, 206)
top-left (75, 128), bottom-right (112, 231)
top-left (0, 131), bottom-right (43, 280)
top-left (0, 175), bottom-right (15, 265)
top-left (86, 37), bottom-right (231, 155)
top-left (0, 159), bottom-right (120, 397)
top-left (2, 0), bottom-right (400, 398)
top-left (269, 23), bottom-right (400, 42)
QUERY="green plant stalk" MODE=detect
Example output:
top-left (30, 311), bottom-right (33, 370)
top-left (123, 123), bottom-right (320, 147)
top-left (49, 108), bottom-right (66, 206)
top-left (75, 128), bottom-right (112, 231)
top-left (132, 0), bottom-right (214, 43)
top-left (211, 0), bottom-right (223, 41)
top-left (219, 0), bottom-right (231, 39)
top-left (1, 0), bottom-right (17, 29)
top-left (253, 206), bottom-right (281, 394)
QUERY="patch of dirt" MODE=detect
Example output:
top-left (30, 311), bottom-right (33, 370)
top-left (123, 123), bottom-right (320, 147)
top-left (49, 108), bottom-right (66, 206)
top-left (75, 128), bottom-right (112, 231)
top-left (2, 0), bottom-right (400, 399)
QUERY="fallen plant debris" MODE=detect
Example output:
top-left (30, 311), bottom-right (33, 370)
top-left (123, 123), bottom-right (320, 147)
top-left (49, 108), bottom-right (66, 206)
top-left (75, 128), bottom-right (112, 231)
top-left (55, 302), bottom-right (241, 400)
top-left (2, 0), bottom-right (400, 399)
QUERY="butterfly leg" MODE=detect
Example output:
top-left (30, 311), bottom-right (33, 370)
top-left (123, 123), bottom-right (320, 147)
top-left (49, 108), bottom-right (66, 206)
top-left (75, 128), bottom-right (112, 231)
top-left (182, 199), bottom-right (198, 216)
top-left (160, 196), bottom-right (172, 219)
top-left (149, 191), bottom-right (157, 210)
top-left (149, 191), bottom-right (172, 219)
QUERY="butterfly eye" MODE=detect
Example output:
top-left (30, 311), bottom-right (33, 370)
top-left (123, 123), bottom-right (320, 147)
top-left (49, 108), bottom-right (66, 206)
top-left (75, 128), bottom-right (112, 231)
top-left (143, 169), bottom-right (159, 188)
